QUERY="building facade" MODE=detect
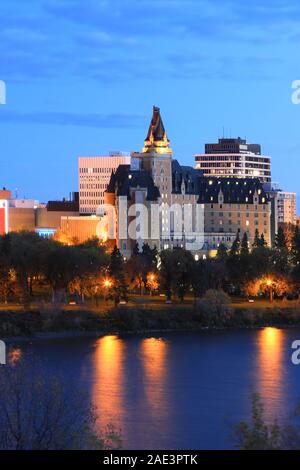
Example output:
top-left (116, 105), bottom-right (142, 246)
top-left (105, 107), bottom-right (271, 257)
top-left (0, 189), bottom-right (10, 235)
top-left (277, 191), bottom-right (297, 226)
top-left (195, 137), bottom-right (271, 184)
top-left (78, 152), bottom-right (131, 214)
top-left (199, 178), bottom-right (271, 250)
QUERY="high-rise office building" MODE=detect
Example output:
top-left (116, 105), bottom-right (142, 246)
top-left (195, 137), bottom-right (271, 184)
top-left (78, 152), bottom-right (131, 214)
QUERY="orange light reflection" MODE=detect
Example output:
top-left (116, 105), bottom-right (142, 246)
top-left (141, 337), bottom-right (168, 417)
top-left (256, 327), bottom-right (286, 419)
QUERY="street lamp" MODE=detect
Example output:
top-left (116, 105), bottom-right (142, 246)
top-left (103, 278), bottom-right (113, 302)
top-left (266, 279), bottom-right (273, 303)
top-left (103, 278), bottom-right (112, 288)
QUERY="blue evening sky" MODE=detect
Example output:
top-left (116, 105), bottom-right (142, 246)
top-left (0, 0), bottom-right (300, 210)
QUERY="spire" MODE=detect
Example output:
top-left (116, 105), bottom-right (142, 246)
top-left (142, 106), bottom-right (172, 155)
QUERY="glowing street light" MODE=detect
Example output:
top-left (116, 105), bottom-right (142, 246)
top-left (103, 278), bottom-right (112, 288)
top-left (266, 278), bottom-right (273, 303)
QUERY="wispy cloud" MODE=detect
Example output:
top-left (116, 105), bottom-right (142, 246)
top-left (0, 0), bottom-right (299, 83)
top-left (0, 110), bottom-right (145, 128)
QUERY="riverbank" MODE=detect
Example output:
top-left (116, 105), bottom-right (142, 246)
top-left (0, 302), bottom-right (300, 338)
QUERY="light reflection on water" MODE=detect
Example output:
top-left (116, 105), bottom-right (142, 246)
top-left (7, 327), bottom-right (300, 449)
top-left (255, 327), bottom-right (287, 419)
top-left (92, 336), bottom-right (125, 425)
top-left (140, 338), bottom-right (168, 415)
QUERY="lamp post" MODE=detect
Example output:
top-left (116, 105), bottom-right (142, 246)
top-left (267, 279), bottom-right (273, 303)
top-left (103, 278), bottom-right (113, 302)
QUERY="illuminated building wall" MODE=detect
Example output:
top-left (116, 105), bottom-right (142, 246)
top-left (9, 208), bottom-right (36, 232)
top-left (60, 216), bottom-right (101, 244)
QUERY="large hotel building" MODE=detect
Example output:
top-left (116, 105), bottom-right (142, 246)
top-left (104, 107), bottom-right (272, 257)
top-left (195, 137), bottom-right (271, 184)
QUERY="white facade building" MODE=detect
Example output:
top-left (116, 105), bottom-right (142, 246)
top-left (195, 137), bottom-right (271, 184)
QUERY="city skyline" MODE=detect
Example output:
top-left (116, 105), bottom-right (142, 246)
top-left (0, 0), bottom-right (300, 210)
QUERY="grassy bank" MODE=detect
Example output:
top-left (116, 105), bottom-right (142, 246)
top-left (0, 301), bottom-right (300, 337)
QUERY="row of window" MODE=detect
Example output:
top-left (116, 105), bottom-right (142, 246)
top-left (79, 167), bottom-right (113, 174)
top-left (80, 184), bottom-right (107, 189)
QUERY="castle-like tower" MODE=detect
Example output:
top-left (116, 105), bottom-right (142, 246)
top-left (136, 107), bottom-right (173, 241)
top-left (142, 106), bottom-right (172, 156)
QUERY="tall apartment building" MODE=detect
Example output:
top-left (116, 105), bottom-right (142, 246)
top-left (195, 137), bottom-right (271, 184)
top-left (277, 191), bottom-right (297, 225)
top-left (78, 152), bottom-right (131, 214)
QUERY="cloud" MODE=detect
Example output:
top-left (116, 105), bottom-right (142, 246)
top-left (0, 109), bottom-right (146, 128)
top-left (0, 0), bottom-right (299, 83)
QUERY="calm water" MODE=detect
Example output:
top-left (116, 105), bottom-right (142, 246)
top-left (6, 328), bottom-right (300, 449)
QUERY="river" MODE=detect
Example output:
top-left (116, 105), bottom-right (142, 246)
top-left (5, 328), bottom-right (300, 449)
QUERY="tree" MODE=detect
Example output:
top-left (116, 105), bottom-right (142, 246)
top-left (141, 243), bottom-right (158, 291)
top-left (197, 289), bottom-right (232, 326)
top-left (234, 393), bottom-right (282, 450)
top-left (217, 243), bottom-right (228, 261)
top-left (108, 246), bottom-right (128, 306)
top-left (159, 248), bottom-right (194, 301)
top-left (44, 241), bottom-right (78, 303)
top-left (69, 242), bottom-right (108, 303)
top-left (241, 233), bottom-right (249, 256)
top-left (260, 233), bottom-right (267, 247)
top-left (159, 250), bottom-right (173, 301)
top-left (230, 233), bottom-right (240, 256)
top-left (273, 226), bottom-right (289, 275)
top-left (171, 249), bottom-right (195, 301)
top-left (0, 357), bottom-right (121, 450)
top-left (253, 229), bottom-right (260, 249)
top-left (9, 231), bottom-right (46, 304)
top-left (250, 242), bottom-right (273, 281)
top-left (126, 254), bottom-right (144, 294)
top-left (126, 243), bottom-right (157, 295)
top-left (0, 234), bottom-right (15, 303)
top-left (275, 226), bottom-right (287, 250)
top-left (227, 234), bottom-right (243, 290)
top-left (146, 272), bottom-right (159, 294)
top-left (291, 225), bottom-right (300, 267)
top-left (237, 232), bottom-right (253, 285)
top-left (191, 258), bottom-right (207, 298)
top-left (243, 275), bottom-right (291, 300)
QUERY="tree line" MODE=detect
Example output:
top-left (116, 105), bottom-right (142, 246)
top-left (1, 225), bottom-right (300, 306)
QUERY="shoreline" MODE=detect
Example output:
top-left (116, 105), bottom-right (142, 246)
top-left (1, 303), bottom-right (300, 341)
top-left (4, 322), bottom-right (300, 343)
